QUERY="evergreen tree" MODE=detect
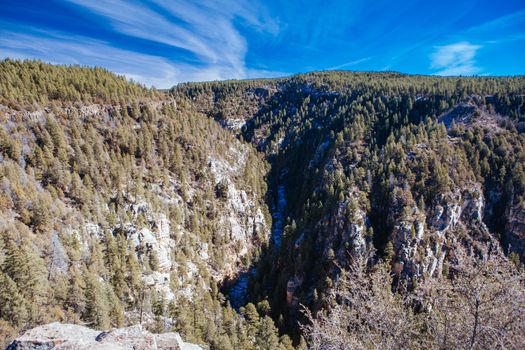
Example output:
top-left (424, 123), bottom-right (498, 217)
top-left (0, 271), bottom-right (28, 327)
top-left (83, 269), bottom-right (110, 329)
top-left (65, 266), bottom-right (86, 319)
top-left (256, 316), bottom-right (280, 350)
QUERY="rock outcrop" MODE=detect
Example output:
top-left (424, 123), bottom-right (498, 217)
top-left (505, 198), bottom-right (525, 257)
top-left (319, 189), bottom-right (369, 261)
top-left (0, 97), bottom-right (270, 317)
top-left (389, 184), bottom-right (492, 278)
top-left (6, 323), bottom-right (201, 350)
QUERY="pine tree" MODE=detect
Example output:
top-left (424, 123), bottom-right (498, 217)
top-left (241, 303), bottom-right (260, 340)
top-left (151, 291), bottom-right (166, 333)
top-left (65, 266), bottom-right (86, 319)
top-left (31, 198), bottom-right (51, 233)
top-left (279, 335), bottom-right (295, 350)
top-left (0, 271), bottom-right (28, 327)
top-left (107, 286), bottom-right (125, 328)
top-left (2, 236), bottom-right (30, 288)
top-left (256, 300), bottom-right (271, 317)
top-left (83, 269), bottom-right (110, 329)
top-left (384, 241), bottom-right (395, 263)
top-left (149, 250), bottom-right (160, 272)
top-left (256, 316), bottom-right (280, 350)
top-left (126, 252), bottom-right (142, 305)
top-left (1, 235), bottom-right (46, 308)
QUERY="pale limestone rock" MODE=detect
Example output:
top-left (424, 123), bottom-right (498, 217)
top-left (6, 322), bottom-right (201, 350)
top-left (390, 184), bottom-right (491, 278)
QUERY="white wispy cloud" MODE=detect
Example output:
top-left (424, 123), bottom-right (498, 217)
top-left (327, 57), bottom-right (371, 70)
top-left (466, 10), bottom-right (525, 45)
top-left (62, 0), bottom-right (282, 84)
top-left (0, 1), bottom-right (286, 87)
top-left (430, 42), bottom-right (482, 76)
top-left (467, 10), bottom-right (525, 35)
top-left (0, 29), bottom-right (200, 88)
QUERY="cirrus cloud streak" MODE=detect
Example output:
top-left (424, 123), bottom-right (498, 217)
top-left (430, 42), bottom-right (482, 76)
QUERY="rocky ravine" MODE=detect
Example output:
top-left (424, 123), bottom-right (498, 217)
top-left (6, 322), bottom-right (201, 350)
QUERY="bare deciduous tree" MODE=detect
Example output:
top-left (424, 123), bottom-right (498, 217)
top-left (423, 246), bottom-right (525, 349)
top-left (302, 250), bottom-right (426, 350)
top-left (303, 246), bottom-right (525, 350)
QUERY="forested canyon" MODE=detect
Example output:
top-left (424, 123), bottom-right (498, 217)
top-left (0, 59), bottom-right (524, 349)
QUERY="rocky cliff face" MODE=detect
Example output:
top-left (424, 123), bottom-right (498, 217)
top-left (0, 93), bottom-right (271, 338)
top-left (389, 184), bottom-right (492, 279)
top-left (505, 199), bottom-right (525, 257)
top-left (0, 100), bottom-right (270, 286)
top-left (6, 322), bottom-right (201, 350)
top-left (284, 188), bottom-right (370, 307)
top-left (173, 84), bottom-right (278, 132)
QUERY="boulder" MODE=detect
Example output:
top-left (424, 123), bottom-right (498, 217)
top-left (5, 323), bottom-right (201, 350)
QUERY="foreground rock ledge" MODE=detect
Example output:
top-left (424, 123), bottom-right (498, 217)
top-left (5, 322), bottom-right (202, 350)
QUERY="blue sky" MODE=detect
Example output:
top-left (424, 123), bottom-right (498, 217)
top-left (1, 0), bottom-right (524, 88)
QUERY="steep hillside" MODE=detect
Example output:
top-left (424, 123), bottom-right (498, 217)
top-left (0, 60), bottom-right (295, 350)
top-left (172, 72), bottom-right (525, 345)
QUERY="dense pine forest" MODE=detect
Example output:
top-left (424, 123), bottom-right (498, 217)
top-left (1, 59), bottom-right (525, 349)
